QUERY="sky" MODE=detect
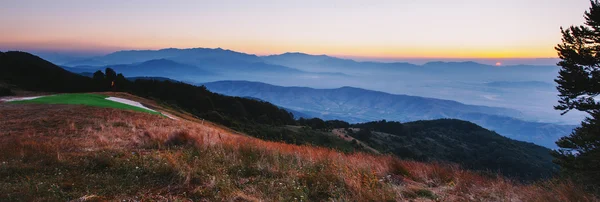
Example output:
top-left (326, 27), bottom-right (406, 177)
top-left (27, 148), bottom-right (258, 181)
top-left (0, 0), bottom-right (592, 61)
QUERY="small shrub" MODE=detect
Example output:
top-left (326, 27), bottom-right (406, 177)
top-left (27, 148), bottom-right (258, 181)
top-left (165, 131), bottom-right (195, 147)
top-left (428, 162), bottom-right (456, 186)
top-left (138, 131), bottom-right (162, 149)
top-left (388, 160), bottom-right (411, 177)
top-left (84, 152), bottom-right (114, 170)
top-left (111, 121), bottom-right (128, 128)
top-left (415, 189), bottom-right (437, 200)
top-left (401, 190), bottom-right (417, 199)
top-left (297, 164), bottom-right (345, 201)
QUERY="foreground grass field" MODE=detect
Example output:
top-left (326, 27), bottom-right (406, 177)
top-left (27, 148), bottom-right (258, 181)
top-left (0, 97), bottom-right (597, 201)
top-left (9, 93), bottom-right (160, 115)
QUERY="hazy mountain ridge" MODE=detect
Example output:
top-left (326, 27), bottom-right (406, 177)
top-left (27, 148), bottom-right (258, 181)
top-left (203, 80), bottom-right (523, 119)
top-left (75, 48), bottom-right (262, 66)
top-left (62, 48), bottom-right (559, 78)
top-left (61, 49), bottom-right (350, 82)
top-left (66, 59), bottom-right (216, 79)
top-left (261, 52), bottom-right (560, 77)
top-left (51, 48), bottom-right (581, 125)
top-left (485, 81), bottom-right (555, 89)
top-left (203, 80), bottom-right (575, 149)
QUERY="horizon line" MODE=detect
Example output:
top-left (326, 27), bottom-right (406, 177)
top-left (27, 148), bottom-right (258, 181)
top-left (2, 46), bottom-right (560, 60)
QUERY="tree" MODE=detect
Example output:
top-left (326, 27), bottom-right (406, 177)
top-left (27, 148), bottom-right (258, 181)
top-left (553, 0), bottom-right (600, 192)
top-left (115, 73), bottom-right (128, 91)
top-left (92, 70), bottom-right (105, 90)
top-left (92, 70), bottom-right (105, 81)
top-left (105, 68), bottom-right (117, 82)
top-left (104, 68), bottom-right (117, 91)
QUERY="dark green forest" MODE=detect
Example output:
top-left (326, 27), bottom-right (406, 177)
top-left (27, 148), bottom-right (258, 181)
top-left (349, 120), bottom-right (558, 181)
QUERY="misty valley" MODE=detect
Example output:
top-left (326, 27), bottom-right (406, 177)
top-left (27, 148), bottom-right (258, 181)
top-left (50, 48), bottom-right (579, 149)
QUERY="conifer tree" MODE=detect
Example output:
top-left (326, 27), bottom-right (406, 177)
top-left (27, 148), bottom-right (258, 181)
top-left (553, 0), bottom-right (600, 192)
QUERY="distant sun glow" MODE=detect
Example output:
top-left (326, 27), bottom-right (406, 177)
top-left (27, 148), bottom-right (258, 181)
top-left (495, 62), bottom-right (502, 66)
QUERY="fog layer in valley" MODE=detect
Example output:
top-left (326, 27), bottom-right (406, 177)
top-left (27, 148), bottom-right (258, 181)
top-left (50, 48), bottom-right (583, 148)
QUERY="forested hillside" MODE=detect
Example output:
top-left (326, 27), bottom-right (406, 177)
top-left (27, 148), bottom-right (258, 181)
top-left (349, 120), bottom-right (557, 181)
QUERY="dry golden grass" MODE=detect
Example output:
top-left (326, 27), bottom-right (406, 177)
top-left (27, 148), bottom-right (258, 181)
top-left (0, 99), bottom-right (597, 201)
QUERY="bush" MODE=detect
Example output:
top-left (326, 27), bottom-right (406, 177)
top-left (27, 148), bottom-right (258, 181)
top-left (389, 160), bottom-right (411, 177)
top-left (165, 131), bottom-right (195, 147)
top-left (415, 189), bottom-right (437, 200)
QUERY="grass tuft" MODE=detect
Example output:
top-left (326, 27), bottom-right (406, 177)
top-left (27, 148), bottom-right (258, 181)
top-left (165, 131), bottom-right (195, 147)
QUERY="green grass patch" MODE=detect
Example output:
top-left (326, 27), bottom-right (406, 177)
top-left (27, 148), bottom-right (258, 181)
top-left (10, 93), bottom-right (161, 115)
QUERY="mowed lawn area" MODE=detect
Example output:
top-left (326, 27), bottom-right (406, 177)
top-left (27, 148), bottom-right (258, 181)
top-left (10, 93), bottom-right (161, 115)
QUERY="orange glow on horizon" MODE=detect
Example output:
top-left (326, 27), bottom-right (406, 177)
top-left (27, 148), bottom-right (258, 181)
top-left (0, 0), bottom-right (587, 61)
top-left (0, 38), bottom-right (558, 59)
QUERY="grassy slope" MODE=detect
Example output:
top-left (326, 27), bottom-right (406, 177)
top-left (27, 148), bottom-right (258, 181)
top-left (0, 96), bottom-right (596, 201)
top-left (10, 93), bottom-right (160, 115)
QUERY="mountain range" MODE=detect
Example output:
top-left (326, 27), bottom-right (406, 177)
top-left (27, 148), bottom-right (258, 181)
top-left (61, 48), bottom-right (560, 83)
top-left (261, 52), bottom-right (561, 81)
top-left (40, 47), bottom-right (578, 148)
top-left (203, 80), bottom-right (575, 149)
top-left (62, 48), bottom-right (349, 82)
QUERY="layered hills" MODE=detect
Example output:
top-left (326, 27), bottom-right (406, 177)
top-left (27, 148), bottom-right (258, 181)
top-left (204, 80), bottom-right (575, 149)
top-left (0, 51), bottom-right (590, 200)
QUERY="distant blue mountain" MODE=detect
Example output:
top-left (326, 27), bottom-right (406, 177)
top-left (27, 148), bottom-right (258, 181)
top-left (60, 48), bottom-right (560, 80)
top-left (63, 59), bottom-right (216, 79)
top-left (81, 47), bottom-right (262, 66)
top-left (126, 76), bottom-right (179, 82)
top-left (203, 80), bottom-right (575, 149)
top-left (60, 48), bottom-right (559, 82)
top-left (112, 59), bottom-right (215, 76)
top-left (63, 58), bottom-right (108, 67)
top-left (62, 66), bottom-right (96, 74)
top-left (262, 53), bottom-right (560, 81)
top-left (262, 52), bottom-right (420, 74)
top-left (485, 81), bottom-right (555, 89)
top-left (62, 48), bottom-right (349, 77)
